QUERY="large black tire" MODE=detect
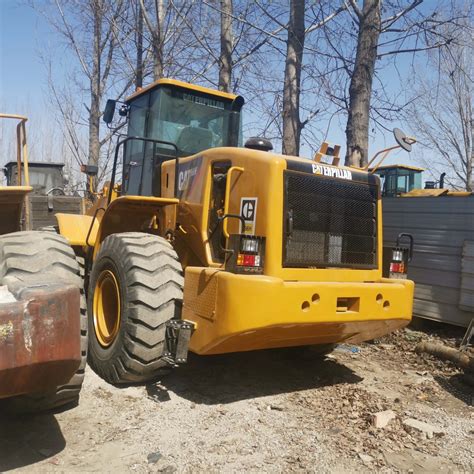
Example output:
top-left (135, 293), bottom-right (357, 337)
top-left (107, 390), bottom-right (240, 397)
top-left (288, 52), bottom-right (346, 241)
top-left (0, 231), bottom-right (87, 412)
top-left (88, 232), bottom-right (184, 384)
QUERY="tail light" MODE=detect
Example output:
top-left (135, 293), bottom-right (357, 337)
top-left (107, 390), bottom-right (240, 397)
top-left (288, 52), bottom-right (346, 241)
top-left (388, 233), bottom-right (414, 279)
top-left (225, 235), bottom-right (265, 274)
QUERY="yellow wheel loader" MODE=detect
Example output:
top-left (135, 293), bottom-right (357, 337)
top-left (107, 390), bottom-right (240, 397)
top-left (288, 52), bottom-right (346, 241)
top-left (0, 114), bottom-right (86, 412)
top-left (54, 79), bottom-right (415, 384)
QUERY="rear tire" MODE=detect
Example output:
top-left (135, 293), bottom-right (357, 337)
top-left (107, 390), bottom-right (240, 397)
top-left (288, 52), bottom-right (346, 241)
top-left (0, 231), bottom-right (87, 412)
top-left (87, 232), bottom-right (184, 384)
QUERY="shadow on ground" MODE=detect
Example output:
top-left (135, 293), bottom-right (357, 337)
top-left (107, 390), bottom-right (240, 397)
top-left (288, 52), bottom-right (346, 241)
top-left (434, 373), bottom-right (473, 406)
top-left (146, 348), bottom-right (363, 405)
top-left (0, 412), bottom-right (66, 471)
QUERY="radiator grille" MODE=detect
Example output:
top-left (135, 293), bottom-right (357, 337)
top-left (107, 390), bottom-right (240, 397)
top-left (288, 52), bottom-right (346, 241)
top-left (283, 171), bottom-right (378, 268)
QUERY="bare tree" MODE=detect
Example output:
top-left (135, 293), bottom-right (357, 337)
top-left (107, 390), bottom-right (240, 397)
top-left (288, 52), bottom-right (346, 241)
top-left (344, 0), bottom-right (381, 167)
top-left (139, 0), bottom-right (165, 79)
top-left (243, 1), bottom-right (345, 156)
top-left (136, 0), bottom-right (144, 88)
top-left (282, 0), bottom-right (305, 156)
top-left (33, 0), bottom-right (128, 192)
top-left (405, 31), bottom-right (473, 191)
top-left (219, 0), bottom-right (233, 92)
top-left (342, 0), bottom-right (465, 167)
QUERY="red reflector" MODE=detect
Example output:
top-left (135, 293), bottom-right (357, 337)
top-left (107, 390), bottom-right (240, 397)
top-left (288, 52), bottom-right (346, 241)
top-left (390, 262), bottom-right (405, 273)
top-left (243, 254), bottom-right (255, 266)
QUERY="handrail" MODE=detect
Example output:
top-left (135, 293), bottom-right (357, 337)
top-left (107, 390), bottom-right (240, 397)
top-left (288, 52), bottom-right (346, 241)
top-left (1, 113), bottom-right (31, 229)
top-left (222, 166), bottom-right (244, 238)
top-left (1, 114), bottom-right (29, 186)
top-left (0, 113), bottom-right (28, 121)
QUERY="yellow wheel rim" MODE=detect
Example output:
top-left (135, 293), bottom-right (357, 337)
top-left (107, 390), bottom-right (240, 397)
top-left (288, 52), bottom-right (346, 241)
top-left (93, 269), bottom-right (121, 347)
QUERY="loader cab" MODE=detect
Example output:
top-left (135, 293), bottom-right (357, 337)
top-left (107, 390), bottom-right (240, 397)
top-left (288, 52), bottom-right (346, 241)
top-left (370, 165), bottom-right (424, 197)
top-left (110, 79), bottom-right (244, 198)
top-left (4, 161), bottom-right (67, 195)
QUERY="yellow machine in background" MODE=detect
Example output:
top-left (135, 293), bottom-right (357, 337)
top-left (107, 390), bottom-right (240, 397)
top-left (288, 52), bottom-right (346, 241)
top-left (54, 79), bottom-right (415, 385)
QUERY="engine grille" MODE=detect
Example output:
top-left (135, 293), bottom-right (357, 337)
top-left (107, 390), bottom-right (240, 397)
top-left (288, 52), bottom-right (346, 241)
top-left (283, 171), bottom-right (378, 269)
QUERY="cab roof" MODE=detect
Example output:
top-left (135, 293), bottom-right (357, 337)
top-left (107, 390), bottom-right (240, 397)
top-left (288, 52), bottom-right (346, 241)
top-left (369, 164), bottom-right (425, 172)
top-left (126, 78), bottom-right (238, 103)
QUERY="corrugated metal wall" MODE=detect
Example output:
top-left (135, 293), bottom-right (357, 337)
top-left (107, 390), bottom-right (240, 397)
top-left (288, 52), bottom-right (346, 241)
top-left (382, 196), bottom-right (474, 327)
top-left (460, 240), bottom-right (474, 312)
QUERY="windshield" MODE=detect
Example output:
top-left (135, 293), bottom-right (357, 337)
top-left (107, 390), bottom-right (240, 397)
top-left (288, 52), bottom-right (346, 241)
top-left (127, 86), bottom-right (240, 157)
top-left (151, 87), bottom-right (237, 156)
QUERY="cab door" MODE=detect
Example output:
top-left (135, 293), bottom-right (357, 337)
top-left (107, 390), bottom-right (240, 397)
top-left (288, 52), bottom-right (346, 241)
top-left (123, 95), bottom-right (148, 196)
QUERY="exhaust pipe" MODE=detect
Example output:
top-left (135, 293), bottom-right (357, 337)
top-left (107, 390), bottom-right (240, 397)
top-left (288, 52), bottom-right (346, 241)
top-left (439, 172), bottom-right (446, 189)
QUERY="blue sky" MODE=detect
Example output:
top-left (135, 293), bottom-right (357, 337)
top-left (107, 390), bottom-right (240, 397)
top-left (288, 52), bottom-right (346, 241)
top-left (1, 1), bottom-right (52, 112)
top-left (1, 1), bottom-right (419, 171)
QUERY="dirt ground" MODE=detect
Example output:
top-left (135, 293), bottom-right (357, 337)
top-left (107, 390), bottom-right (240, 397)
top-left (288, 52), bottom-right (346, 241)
top-left (1, 323), bottom-right (473, 473)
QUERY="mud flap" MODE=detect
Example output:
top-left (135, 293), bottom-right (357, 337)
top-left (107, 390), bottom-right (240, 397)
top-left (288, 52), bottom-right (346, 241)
top-left (163, 319), bottom-right (195, 366)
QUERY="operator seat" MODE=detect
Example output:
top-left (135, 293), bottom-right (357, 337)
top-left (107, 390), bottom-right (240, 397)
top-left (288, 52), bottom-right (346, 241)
top-left (176, 126), bottom-right (213, 155)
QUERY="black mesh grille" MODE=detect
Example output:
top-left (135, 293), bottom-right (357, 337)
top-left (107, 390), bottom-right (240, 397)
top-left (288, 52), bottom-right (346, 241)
top-left (283, 171), bottom-right (378, 268)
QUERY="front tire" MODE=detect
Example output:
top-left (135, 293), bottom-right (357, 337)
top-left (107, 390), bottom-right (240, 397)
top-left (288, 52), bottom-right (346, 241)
top-left (87, 232), bottom-right (184, 384)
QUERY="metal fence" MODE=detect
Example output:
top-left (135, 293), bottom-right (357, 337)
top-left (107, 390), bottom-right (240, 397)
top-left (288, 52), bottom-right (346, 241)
top-left (382, 196), bottom-right (474, 327)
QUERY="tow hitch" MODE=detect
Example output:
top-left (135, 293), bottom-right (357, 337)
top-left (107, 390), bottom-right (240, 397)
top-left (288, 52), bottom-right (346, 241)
top-left (163, 319), bottom-right (195, 366)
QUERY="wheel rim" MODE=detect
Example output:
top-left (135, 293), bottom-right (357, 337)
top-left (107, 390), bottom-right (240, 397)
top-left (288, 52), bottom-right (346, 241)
top-left (93, 269), bottom-right (121, 347)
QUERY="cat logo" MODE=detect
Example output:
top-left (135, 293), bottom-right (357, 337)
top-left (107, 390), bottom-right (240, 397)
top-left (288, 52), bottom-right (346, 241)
top-left (312, 163), bottom-right (352, 180)
top-left (240, 197), bottom-right (258, 235)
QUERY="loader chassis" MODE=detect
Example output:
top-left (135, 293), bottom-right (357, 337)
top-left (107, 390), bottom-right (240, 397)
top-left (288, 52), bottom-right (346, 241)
top-left (55, 79), bottom-right (414, 384)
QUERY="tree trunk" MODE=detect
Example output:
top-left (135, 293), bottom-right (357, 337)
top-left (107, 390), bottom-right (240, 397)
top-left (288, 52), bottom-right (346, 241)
top-left (219, 0), bottom-right (233, 92)
top-left (136, 0), bottom-right (144, 89)
top-left (468, 108), bottom-right (473, 191)
top-left (282, 0), bottom-right (305, 157)
top-left (153, 0), bottom-right (165, 80)
top-left (345, 0), bottom-right (381, 167)
top-left (415, 341), bottom-right (474, 372)
top-left (88, 0), bottom-right (102, 193)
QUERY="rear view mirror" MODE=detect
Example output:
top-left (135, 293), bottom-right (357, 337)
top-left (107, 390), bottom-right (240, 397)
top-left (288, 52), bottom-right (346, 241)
top-left (103, 99), bottom-right (116, 124)
top-left (393, 128), bottom-right (416, 152)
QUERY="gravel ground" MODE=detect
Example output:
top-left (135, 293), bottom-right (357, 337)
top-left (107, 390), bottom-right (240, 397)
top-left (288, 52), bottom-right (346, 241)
top-left (1, 324), bottom-right (473, 473)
